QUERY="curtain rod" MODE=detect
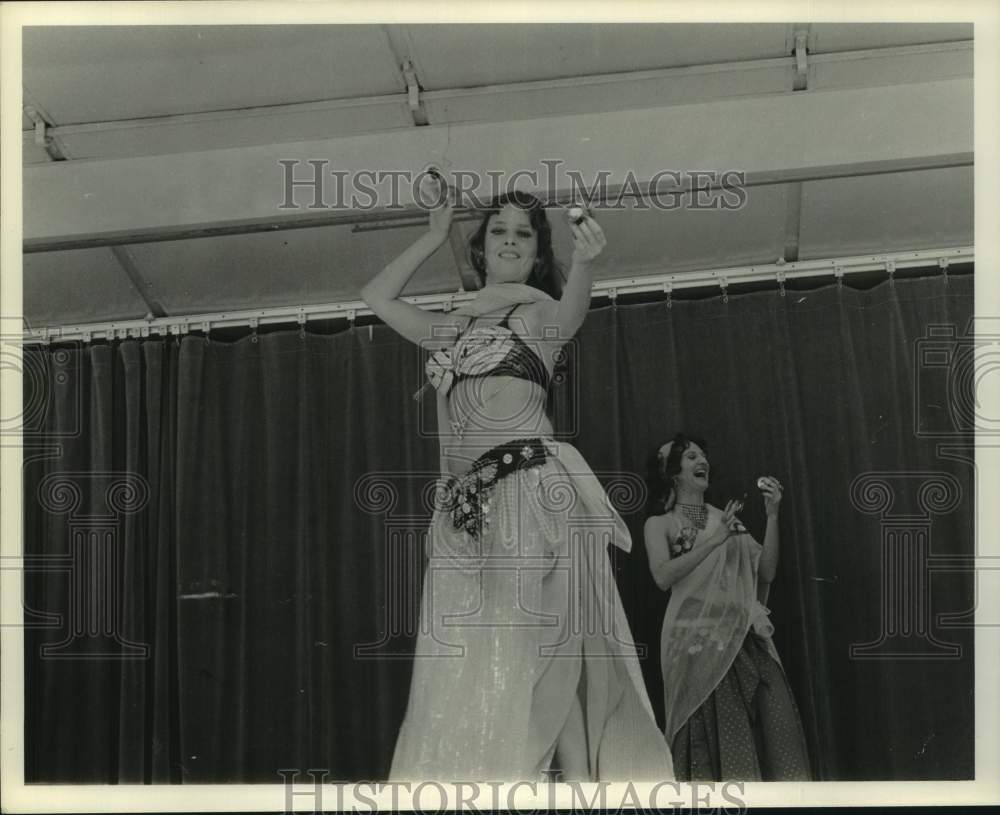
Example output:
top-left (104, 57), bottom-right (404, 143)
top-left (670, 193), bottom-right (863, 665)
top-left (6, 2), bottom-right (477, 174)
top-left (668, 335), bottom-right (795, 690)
top-left (23, 246), bottom-right (971, 345)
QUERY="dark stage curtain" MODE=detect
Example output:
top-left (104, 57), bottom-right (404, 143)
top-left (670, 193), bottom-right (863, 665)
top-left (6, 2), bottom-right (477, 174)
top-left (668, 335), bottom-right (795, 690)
top-left (24, 274), bottom-right (974, 783)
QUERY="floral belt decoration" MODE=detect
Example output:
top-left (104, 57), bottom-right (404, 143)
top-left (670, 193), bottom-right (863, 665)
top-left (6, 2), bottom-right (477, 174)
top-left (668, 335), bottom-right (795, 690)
top-left (441, 438), bottom-right (551, 538)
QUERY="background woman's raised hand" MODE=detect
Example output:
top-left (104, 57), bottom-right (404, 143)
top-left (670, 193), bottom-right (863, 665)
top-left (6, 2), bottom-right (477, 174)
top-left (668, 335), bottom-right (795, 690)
top-left (758, 476), bottom-right (784, 517)
top-left (704, 499), bottom-right (742, 548)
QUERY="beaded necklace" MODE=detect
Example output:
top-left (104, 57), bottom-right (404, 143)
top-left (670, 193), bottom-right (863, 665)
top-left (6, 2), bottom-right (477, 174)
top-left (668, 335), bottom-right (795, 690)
top-left (675, 501), bottom-right (708, 530)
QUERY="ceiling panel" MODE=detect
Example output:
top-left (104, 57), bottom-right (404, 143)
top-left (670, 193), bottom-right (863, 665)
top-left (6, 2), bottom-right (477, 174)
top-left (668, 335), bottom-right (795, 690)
top-left (125, 223), bottom-right (461, 316)
top-left (126, 190), bottom-right (789, 321)
top-left (404, 24), bottom-right (790, 90)
top-left (572, 185), bottom-right (789, 277)
top-left (797, 167), bottom-right (973, 260)
top-left (22, 26), bottom-right (404, 125)
top-left (23, 248), bottom-right (150, 327)
top-left (21, 24), bottom-right (975, 132)
top-left (808, 23), bottom-right (972, 53)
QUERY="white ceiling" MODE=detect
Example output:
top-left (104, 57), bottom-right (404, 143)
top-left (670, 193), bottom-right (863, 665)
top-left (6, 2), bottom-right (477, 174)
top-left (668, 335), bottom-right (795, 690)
top-left (22, 26), bottom-right (406, 123)
top-left (23, 24), bottom-right (973, 125)
top-left (21, 23), bottom-right (974, 330)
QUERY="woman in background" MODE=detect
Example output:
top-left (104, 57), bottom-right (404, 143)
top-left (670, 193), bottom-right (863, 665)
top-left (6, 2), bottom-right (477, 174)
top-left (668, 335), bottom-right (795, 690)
top-left (362, 176), bottom-right (671, 782)
top-left (643, 433), bottom-right (811, 780)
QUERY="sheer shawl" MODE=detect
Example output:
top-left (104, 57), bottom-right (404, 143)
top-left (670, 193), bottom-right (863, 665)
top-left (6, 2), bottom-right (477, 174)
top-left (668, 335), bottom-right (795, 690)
top-left (660, 512), bottom-right (779, 742)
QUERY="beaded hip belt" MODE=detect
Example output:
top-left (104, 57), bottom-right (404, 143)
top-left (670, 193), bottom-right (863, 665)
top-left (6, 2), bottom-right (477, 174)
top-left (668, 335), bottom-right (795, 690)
top-left (441, 437), bottom-right (552, 538)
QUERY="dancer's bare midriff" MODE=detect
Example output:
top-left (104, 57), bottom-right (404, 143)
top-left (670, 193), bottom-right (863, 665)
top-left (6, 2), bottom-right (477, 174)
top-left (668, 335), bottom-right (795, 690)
top-left (441, 376), bottom-right (554, 476)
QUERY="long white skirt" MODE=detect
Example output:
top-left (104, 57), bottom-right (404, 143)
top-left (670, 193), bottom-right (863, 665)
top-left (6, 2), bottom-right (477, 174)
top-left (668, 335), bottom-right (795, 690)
top-left (390, 440), bottom-right (673, 782)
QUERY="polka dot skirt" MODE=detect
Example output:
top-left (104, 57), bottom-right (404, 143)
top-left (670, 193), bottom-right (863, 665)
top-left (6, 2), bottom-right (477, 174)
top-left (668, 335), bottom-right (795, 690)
top-left (671, 633), bottom-right (813, 781)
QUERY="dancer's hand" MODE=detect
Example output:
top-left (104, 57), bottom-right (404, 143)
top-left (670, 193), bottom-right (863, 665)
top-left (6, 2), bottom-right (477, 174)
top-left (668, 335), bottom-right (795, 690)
top-left (759, 476), bottom-right (783, 517)
top-left (421, 170), bottom-right (454, 241)
top-left (570, 212), bottom-right (606, 264)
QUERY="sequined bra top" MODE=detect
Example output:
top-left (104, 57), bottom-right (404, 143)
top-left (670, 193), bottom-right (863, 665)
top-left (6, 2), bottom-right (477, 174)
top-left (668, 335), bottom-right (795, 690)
top-left (425, 304), bottom-right (551, 397)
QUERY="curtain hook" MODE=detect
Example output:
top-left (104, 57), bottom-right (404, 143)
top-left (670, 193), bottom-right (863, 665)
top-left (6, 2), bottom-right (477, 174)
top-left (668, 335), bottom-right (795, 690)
top-left (298, 311), bottom-right (307, 339)
top-left (776, 271), bottom-right (786, 298)
top-left (608, 287), bottom-right (618, 308)
top-left (719, 276), bottom-right (729, 304)
top-left (249, 317), bottom-right (259, 343)
top-left (885, 260), bottom-right (896, 288)
top-left (939, 257), bottom-right (950, 286)
top-left (663, 282), bottom-right (673, 310)
top-left (346, 309), bottom-right (357, 329)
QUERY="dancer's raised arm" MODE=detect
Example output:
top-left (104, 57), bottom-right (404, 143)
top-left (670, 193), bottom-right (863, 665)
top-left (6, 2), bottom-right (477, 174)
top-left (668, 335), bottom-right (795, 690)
top-left (360, 191), bottom-right (466, 347)
top-left (541, 212), bottom-right (607, 339)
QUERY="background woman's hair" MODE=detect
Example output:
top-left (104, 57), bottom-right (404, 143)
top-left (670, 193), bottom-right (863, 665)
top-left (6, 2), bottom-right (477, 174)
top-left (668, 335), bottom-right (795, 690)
top-left (646, 432), bottom-right (710, 514)
top-left (468, 191), bottom-right (564, 299)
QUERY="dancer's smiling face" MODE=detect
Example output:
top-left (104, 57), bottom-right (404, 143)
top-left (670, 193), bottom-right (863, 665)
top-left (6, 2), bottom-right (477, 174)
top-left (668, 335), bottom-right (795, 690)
top-left (483, 204), bottom-right (538, 284)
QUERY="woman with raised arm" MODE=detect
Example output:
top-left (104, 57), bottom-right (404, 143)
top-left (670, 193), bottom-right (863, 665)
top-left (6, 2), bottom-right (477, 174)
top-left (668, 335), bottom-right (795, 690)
top-left (643, 433), bottom-right (811, 781)
top-left (362, 177), bottom-right (671, 782)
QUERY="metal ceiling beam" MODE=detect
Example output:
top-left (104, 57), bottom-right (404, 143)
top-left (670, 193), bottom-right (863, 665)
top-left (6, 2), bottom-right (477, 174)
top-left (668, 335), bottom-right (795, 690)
top-left (23, 153), bottom-right (974, 253)
top-left (782, 25), bottom-right (810, 261)
top-left (22, 246), bottom-right (972, 344)
top-left (108, 246), bottom-right (167, 318)
top-left (20, 41), bottom-right (971, 164)
top-left (22, 87), bottom-right (70, 161)
top-left (23, 78), bottom-right (973, 253)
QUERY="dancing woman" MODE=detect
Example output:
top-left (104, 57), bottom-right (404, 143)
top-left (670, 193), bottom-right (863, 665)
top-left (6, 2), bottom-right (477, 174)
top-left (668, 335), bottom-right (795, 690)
top-left (361, 179), bottom-right (671, 782)
top-left (643, 434), bottom-right (811, 780)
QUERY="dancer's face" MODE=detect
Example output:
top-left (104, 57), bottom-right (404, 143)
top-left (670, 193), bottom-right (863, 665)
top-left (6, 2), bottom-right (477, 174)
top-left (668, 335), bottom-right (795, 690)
top-left (675, 442), bottom-right (710, 493)
top-left (483, 205), bottom-right (538, 284)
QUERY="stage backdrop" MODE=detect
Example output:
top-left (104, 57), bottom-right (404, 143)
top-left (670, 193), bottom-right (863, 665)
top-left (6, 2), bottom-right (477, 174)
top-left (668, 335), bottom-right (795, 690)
top-left (23, 273), bottom-right (974, 783)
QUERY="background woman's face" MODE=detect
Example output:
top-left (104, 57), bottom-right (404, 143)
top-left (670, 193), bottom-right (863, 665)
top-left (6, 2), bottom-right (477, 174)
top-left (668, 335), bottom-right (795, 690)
top-left (483, 204), bottom-right (538, 283)
top-left (676, 442), bottom-right (710, 492)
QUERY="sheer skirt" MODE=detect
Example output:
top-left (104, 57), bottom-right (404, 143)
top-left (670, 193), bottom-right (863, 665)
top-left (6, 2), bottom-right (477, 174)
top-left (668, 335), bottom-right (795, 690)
top-left (390, 440), bottom-right (672, 782)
